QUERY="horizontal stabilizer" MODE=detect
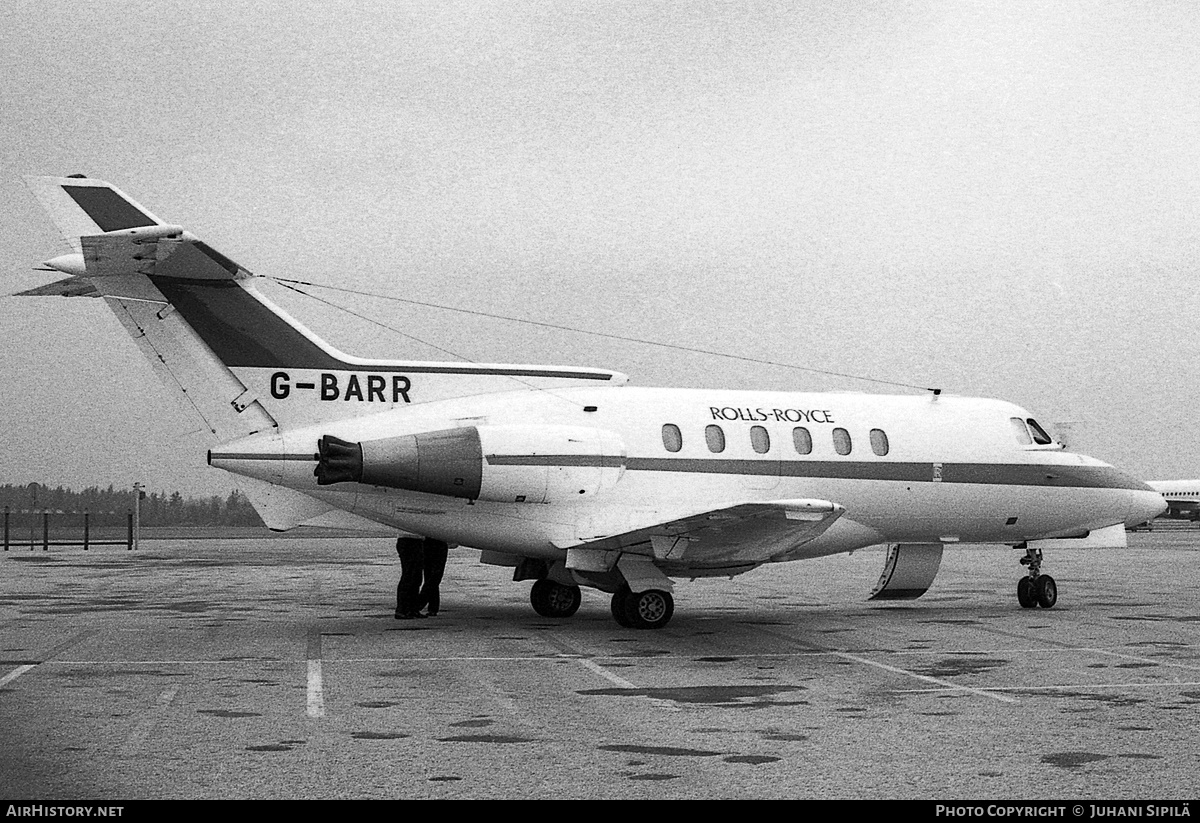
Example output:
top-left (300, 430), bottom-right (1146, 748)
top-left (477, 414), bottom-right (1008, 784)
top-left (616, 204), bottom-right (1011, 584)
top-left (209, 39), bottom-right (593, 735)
top-left (26, 176), bottom-right (167, 252)
top-left (13, 277), bottom-right (99, 298)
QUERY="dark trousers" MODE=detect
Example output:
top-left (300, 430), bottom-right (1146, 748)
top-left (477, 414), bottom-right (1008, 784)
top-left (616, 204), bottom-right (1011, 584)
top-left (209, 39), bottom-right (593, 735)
top-left (395, 537), bottom-right (424, 615)
top-left (419, 539), bottom-right (449, 615)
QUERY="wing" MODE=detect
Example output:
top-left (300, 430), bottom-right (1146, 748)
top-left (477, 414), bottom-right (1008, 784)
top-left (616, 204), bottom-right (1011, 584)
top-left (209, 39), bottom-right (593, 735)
top-left (560, 498), bottom-right (845, 576)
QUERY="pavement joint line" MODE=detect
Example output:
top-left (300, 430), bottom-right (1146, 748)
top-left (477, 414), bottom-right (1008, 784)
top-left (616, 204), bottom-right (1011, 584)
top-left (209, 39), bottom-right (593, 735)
top-left (307, 660), bottom-right (325, 718)
top-left (0, 664), bottom-right (36, 689)
top-left (754, 624), bottom-right (1020, 703)
top-left (118, 685), bottom-right (180, 756)
top-left (832, 651), bottom-right (1020, 703)
top-left (307, 629), bottom-right (325, 718)
top-left (0, 630), bottom-right (98, 690)
top-left (1085, 647), bottom-right (1200, 672)
top-left (37, 645), bottom-right (1200, 665)
top-left (895, 679), bottom-right (1200, 695)
top-left (575, 657), bottom-right (640, 690)
top-left (542, 632), bottom-right (681, 712)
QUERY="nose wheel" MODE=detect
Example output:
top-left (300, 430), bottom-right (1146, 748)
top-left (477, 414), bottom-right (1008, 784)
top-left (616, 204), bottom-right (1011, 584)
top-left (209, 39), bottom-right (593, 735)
top-left (1016, 546), bottom-right (1057, 608)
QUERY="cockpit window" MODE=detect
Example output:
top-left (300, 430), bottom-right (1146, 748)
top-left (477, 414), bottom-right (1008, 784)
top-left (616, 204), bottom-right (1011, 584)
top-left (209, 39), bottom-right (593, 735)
top-left (1026, 418), bottom-right (1054, 445)
top-left (1010, 417), bottom-right (1033, 445)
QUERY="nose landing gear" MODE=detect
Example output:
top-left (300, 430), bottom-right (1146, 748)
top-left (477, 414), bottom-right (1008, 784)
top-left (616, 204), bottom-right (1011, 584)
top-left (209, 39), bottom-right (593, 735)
top-left (1016, 546), bottom-right (1057, 608)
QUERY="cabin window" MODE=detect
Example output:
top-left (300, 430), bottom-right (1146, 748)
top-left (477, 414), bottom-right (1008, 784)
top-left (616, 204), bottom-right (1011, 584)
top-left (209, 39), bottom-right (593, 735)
top-left (1027, 418), bottom-right (1054, 445)
top-left (705, 424), bottom-right (726, 453)
top-left (792, 427), bottom-right (812, 455)
top-left (750, 425), bottom-right (770, 454)
top-left (1010, 417), bottom-right (1033, 445)
top-left (869, 428), bottom-right (889, 456)
top-left (833, 427), bottom-right (852, 455)
top-left (662, 424), bottom-right (682, 453)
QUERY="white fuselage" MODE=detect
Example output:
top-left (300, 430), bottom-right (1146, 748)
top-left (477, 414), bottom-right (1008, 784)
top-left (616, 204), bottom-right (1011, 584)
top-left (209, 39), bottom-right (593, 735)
top-left (211, 384), bottom-right (1163, 570)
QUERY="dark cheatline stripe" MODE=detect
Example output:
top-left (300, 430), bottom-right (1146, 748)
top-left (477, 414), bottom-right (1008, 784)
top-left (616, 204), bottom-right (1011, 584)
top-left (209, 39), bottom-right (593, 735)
top-left (493, 455), bottom-right (1147, 491)
top-left (63, 185), bottom-right (156, 231)
top-left (486, 454), bottom-right (627, 468)
top-left (149, 274), bottom-right (614, 379)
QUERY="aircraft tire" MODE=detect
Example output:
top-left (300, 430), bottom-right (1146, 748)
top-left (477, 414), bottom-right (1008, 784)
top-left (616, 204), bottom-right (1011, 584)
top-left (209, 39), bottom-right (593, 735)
top-left (611, 587), bottom-right (634, 627)
top-left (622, 588), bottom-right (674, 630)
top-left (530, 579), bottom-right (582, 618)
top-left (1035, 575), bottom-right (1058, 609)
top-left (1017, 576), bottom-right (1038, 608)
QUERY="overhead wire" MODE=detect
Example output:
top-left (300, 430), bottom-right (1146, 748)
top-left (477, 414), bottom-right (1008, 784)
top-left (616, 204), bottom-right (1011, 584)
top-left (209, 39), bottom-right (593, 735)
top-left (265, 275), bottom-right (938, 394)
top-left (272, 279), bottom-right (601, 406)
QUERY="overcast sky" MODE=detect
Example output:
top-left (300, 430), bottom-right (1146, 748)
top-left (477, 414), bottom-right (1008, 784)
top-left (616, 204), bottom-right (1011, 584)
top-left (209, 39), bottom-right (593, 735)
top-left (2, 0), bottom-right (1199, 499)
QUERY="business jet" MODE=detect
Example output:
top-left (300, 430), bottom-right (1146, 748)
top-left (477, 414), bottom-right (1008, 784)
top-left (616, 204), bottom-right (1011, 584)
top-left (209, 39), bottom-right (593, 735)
top-left (16, 176), bottom-right (1165, 628)
top-left (1145, 480), bottom-right (1200, 521)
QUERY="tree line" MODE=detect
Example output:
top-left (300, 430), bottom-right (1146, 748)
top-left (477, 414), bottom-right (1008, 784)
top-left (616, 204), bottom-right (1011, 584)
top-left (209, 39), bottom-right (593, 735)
top-left (0, 483), bottom-right (263, 527)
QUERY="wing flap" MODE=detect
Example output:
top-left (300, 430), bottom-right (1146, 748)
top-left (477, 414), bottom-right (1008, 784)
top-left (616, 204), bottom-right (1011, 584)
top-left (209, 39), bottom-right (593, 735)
top-left (563, 498), bottom-right (845, 571)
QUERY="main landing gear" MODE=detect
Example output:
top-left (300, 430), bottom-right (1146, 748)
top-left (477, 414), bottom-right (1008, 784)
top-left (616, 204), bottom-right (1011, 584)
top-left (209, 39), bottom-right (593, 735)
top-left (529, 579), bottom-right (582, 618)
top-left (610, 585), bottom-right (674, 630)
top-left (1016, 546), bottom-right (1057, 609)
top-left (528, 579), bottom-right (674, 628)
top-left (519, 556), bottom-right (677, 629)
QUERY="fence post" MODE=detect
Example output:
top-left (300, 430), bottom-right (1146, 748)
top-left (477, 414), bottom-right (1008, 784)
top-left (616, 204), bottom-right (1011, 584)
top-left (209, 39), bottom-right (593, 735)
top-left (83, 510), bottom-right (89, 551)
top-left (3, 506), bottom-right (8, 551)
top-left (127, 511), bottom-right (133, 550)
top-left (42, 511), bottom-right (49, 551)
top-left (132, 483), bottom-right (142, 551)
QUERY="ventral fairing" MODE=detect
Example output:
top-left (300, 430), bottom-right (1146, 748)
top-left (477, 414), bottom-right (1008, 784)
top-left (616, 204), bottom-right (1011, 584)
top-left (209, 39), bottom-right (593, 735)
top-left (16, 175), bottom-right (1165, 628)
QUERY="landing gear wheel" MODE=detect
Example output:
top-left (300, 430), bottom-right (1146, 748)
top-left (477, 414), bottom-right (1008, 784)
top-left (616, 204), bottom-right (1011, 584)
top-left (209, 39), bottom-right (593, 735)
top-left (1035, 575), bottom-right (1057, 609)
top-left (1017, 576), bottom-right (1038, 608)
top-left (530, 579), bottom-right (582, 618)
top-left (611, 586), bottom-right (634, 628)
top-left (1016, 545), bottom-right (1059, 610)
top-left (621, 588), bottom-right (674, 630)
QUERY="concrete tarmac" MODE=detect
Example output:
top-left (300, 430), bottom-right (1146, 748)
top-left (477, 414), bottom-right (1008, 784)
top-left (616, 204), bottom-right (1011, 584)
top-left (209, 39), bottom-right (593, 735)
top-left (1, 529), bottom-right (1198, 800)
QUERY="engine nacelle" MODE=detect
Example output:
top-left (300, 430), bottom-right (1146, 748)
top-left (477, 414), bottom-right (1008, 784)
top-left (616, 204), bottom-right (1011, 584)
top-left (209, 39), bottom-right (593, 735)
top-left (315, 424), bottom-right (626, 504)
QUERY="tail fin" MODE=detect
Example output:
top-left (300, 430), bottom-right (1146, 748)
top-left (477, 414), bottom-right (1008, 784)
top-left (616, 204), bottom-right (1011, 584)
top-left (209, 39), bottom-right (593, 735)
top-left (21, 176), bottom-right (626, 443)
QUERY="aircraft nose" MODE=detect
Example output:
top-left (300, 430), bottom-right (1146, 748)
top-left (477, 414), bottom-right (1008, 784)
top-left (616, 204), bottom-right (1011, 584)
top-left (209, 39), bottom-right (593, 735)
top-left (1126, 488), bottom-right (1167, 526)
